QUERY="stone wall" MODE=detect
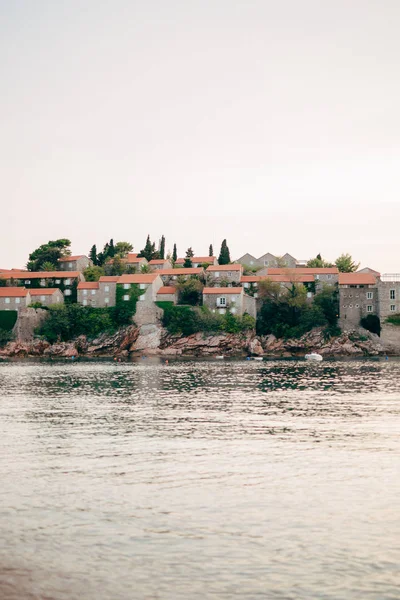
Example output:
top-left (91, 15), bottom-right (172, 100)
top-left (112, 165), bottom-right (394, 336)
top-left (378, 281), bottom-right (400, 321)
top-left (134, 302), bottom-right (163, 327)
top-left (380, 324), bottom-right (400, 353)
top-left (13, 308), bottom-right (48, 342)
top-left (339, 287), bottom-right (378, 330)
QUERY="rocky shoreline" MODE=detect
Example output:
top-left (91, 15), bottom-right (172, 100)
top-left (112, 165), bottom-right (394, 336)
top-left (0, 325), bottom-right (390, 360)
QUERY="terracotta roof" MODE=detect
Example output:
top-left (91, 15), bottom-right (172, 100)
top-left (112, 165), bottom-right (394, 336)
top-left (58, 255), bottom-right (86, 262)
top-left (206, 264), bottom-right (242, 272)
top-left (338, 273), bottom-right (377, 285)
top-left (203, 287), bottom-right (243, 295)
top-left (267, 267), bottom-right (338, 275)
top-left (149, 259), bottom-right (170, 265)
top-left (99, 276), bottom-right (120, 282)
top-left (118, 274), bottom-right (159, 284)
top-left (176, 257), bottom-right (215, 264)
top-left (78, 282), bottom-right (99, 290)
top-left (126, 253), bottom-right (145, 263)
top-left (0, 287), bottom-right (29, 297)
top-left (157, 268), bottom-right (204, 276)
top-left (0, 271), bottom-right (81, 279)
top-left (157, 286), bottom-right (177, 295)
top-left (29, 288), bottom-right (61, 296)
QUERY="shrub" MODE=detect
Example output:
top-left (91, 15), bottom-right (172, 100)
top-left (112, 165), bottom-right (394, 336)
top-left (176, 277), bottom-right (203, 306)
top-left (0, 310), bottom-right (18, 331)
top-left (162, 305), bottom-right (255, 336)
top-left (386, 313), bottom-right (400, 327)
top-left (37, 304), bottom-right (115, 343)
top-left (0, 328), bottom-right (13, 346)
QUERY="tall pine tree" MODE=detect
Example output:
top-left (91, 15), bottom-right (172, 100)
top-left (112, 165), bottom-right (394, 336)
top-left (183, 247), bottom-right (194, 268)
top-left (138, 235), bottom-right (159, 261)
top-left (108, 239), bottom-right (115, 258)
top-left (172, 243), bottom-right (177, 263)
top-left (159, 235), bottom-right (166, 260)
top-left (209, 244), bottom-right (213, 257)
top-left (218, 239), bottom-right (231, 265)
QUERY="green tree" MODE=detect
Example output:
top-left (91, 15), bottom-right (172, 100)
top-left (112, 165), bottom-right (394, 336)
top-left (159, 235), bottom-right (166, 260)
top-left (183, 247), bottom-right (194, 268)
top-left (108, 239), bottom-right (115, 258)
top-left (27, 239), bottom-right (71, 271)
top-left (172, 243), bottom-right (177, 264)
top-left (218, 239), bottom-right (231, 265)
top-left (41, 261), bottom-right (57, 271)
top-left (306, 253), bottom-right (334, 268)
top-left (177, 277), bottom-right (203, 305)
top-left (83, 266), bottom-right (105, 282)
top-left (109, 255), bottom-right (125, 276)
top-left (140, 263), bottom-right (152, 274)
top-left (209, 244), bottom-right (213, 257)
top-left (115, 241), bottom-right (133, 257)
top-left (335, 253), bottom-right (360, 273)
top-left (138, 235), bottom-right (159, 261)
top-left (89, 245), bottom-right (98, 266)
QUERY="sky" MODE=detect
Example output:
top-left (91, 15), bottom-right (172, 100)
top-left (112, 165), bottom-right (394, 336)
top-left (1, 0), bottom-right (400, 271)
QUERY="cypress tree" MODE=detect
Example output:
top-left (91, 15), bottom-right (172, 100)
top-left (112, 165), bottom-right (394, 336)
top-left (172, 243), bottom-right (177, 263)
top-left (108, 239), bottom-right (115, 258)
top-left (89, 244), bottom-right (98, 266)
top-left (159, 235), bottom-right (165, 260)
top-left (209, 244), bottom-right (213, 257)
top-left (218, 239), bottom-right (231, 265)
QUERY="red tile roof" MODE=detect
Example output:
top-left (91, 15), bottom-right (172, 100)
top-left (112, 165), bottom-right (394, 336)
top-left (338, 273), bottom-right (377, 285)
top-left (118, 274), bottom-right (159, 284)
top-left (149, 259), bottom-right (170, 265)
top-left (78, 282), bottom-right (99, 290)
top-left (0, 287), bottom-right (29, 297)
top-left (99, 276), bottom-right (120, 282)
top-left (29, 288), bottom-right (61, 296)
top-left (207, 264), bottom-right (242, 272)
top-left (267, 267), bottom-right (338, 275)
top-left (126, 253), bottom-right (145, 263)
top-left (158, 268), bottom-right (204, 276)
top-left (176, 257), bottom-right (216, 264)
top-left (0, 271), bottom-right (81, 279)
top-left (58, 255), bottom-right (86, 262)
top-left (157, 286), bottom-right (177, 295)
top-left (203, 287), bottom-right (243, 294)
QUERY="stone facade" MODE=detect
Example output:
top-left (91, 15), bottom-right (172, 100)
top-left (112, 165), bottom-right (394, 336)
top-left (339, 286), bottom-right (377, 330)
top-left (202, 287), bottom-right (255, 317)
top-left (158, 268), bottom-right (205, 285)
top-left (156, 286), bottom-right (177, 304)
top-left (235, 253), bottom-right (259, 267)
top-left (58, 255), bottom-right (92, 272)
top-left (29, 289), bottom-right (64, 306)
top-left (148, 259), bottom-right (172, 270)
top-left (0, 288), bottom-right (31, 311)
top-left (205, 264), bottom-right (243, 285)
top-left (13, 307), bottom-right (48, 342)
top-left (377, 279), bottom-right (400, 321)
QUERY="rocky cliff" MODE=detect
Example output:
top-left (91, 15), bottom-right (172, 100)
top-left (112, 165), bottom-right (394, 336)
top-left (0, 324), bottom-right (391, 359)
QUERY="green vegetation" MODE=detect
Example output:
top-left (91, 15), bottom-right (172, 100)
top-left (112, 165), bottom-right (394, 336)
top-left (183, 247), bottom-right (194, 268)
top-left (27, 239), bottom-right (71, 271)
top-left (306, 253), bottom-right (334, 268)
top-left (114, 283), bottom-right (145, 325)
top-left (159, 235), bottom-right (166, 260)
top-left (37, 304), bottom-right (115, 343)
top-left (0, 310), bottom-right (18, 331)
top-left (0, 329), bottom-right (13, 346)
top-left (172, 243), bottom-right (177, 264)
top-left (218, 239), bottom-right (231, 265)
top-left (138, 234), bottom-right (161, 261)
top-left (209, 244), bottom-right (213, 257)
top-left (384, 313), bottom-right (400, 327)
top-left (335, 253), bottom-right (360, 273)
top-left (176, 277), bottom-right (203, 305)
top-left (162, 305), bottom-right (255, 336)
top-left (83, 266), bottom-right (105, 281)
top-left (256, 282), bottom-right (339, 339)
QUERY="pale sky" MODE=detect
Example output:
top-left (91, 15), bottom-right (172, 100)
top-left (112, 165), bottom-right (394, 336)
top-left (1, 0), bottom-right (400, 271)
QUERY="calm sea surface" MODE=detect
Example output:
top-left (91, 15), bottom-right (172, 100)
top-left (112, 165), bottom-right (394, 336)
top-left (1, 358), bottom-right (400, 600)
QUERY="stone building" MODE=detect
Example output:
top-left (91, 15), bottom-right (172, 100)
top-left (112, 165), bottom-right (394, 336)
top-left (175, 256), bottom-right (218, 267)
top-left (264, 267), bottom-right (339, 286)
top-left (124, 253), bottom-right (148, 271)
top-left (0, 271), bottom-right (84, 301)
top-left (29, 288), bottom-right (64, 306)
top-left (156, 286), bottom-right (178, 304)
top-left (338, 273), bottom-right (378, 330)
top-left (235, 252), bottom-right (298, 269)
top-left (202, 287), bottom-right (256, 318)
top-left (58, 255), bottom-right (93, 272)
top-left (377, 275), bottom-right (400, 321)
top-left (117, 274), bottom-right (163, 305)
top-left (157, 268), bottom-right (205, 285)
top-left (148, 259), bottom-right (172, 270)
top-left (0, 287), bottom-right (31, 311)
top-left (205, 264), bottom-right (243, 285)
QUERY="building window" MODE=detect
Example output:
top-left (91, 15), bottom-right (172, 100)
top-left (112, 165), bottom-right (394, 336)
top-left (355, 304), bottom-right (359, 308)
top-left (307, 292), bottom-right (312, 298)
top-left (104, 297), bottom-right (109, 304)
top-left (104, 286), bottom-right (109, 292)
top-left (91, 290), bottom-right (96, 295)
top-left (5, 298), bottom-right (10, 304)
top-left (253, 282), bottom-right (258, 288)
top-left (390, 305), bottom-right (396, 312)
top-left (24, 280), bottom-right (31, 285)
top-left (64, 279), bottom-right (71, 286)
top-left (139, 284), bottom-right (146, 290)
top-left (40, 279), bottom-right (46, 287)
top-left (68, 262), bottom-right (73, 268)
top-left (254, 293), bottom-right (258, 299)
top-left (349, 304), bottom-right (353, 308)
top-left (327, 275), bottom-right (332, 279)
top-left (390, 290), bottom-right (396, 300)
top-left (83, 290), bottom-right (87, 296)
top-left (227, 272), bottom-right (232, 277)
top-left (367, 292), bottom-right (373, 300)
top-left (55, 279), bottom-right (61, 284)
top-left (123, 294), bottom-right (129, 301)
top-left (264, 261), bottom-right (269, 266)
top-left (343, 305), bottom-right (347, 308)
top-left (244, 283), bottom-right (249, 289)
top-left (123, 283), bottom-right (130, 290)
top-left (217, 297), bottom-right (226, 307)
top-left (139, 295), bottom-right (145, 301)
top-left (15, 298), bottom-right (20, 304)
top-left (315, 275), bottom-right (320, 280)
top-left (367, 305), bottom-right (373, 313)
top-left (64, 289), bottom-right (71, 296)
top-left (83, 299), bottom-right (87, 306)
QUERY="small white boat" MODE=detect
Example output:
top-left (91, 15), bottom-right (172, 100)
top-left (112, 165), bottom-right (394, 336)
top-left (252, 357), bottom-right (264, 361)
top-left (215, 355), bottom-right (225, 360)
top-left (305, 352), bottom-right (323, 362)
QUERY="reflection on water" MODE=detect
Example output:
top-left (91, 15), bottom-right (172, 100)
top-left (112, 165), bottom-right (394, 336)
top-left (1, 359), bottom-right (400, 599)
